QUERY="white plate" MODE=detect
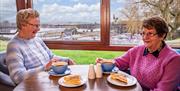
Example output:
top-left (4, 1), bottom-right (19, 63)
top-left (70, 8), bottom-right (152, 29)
top-left (58, 76), bottom-right (86, 87)
top-left (103, 67), bottom-right (119, 74)
top-left (107, 71), bottom-right (137, 86)
top-left (48, 68), bottom-right (71, 76)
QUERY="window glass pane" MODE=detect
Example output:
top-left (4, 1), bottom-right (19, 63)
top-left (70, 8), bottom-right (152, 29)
top-left (0, 0), bottom-right (16, 51)
top-left (110, 0), bottom-right (180, 47)
top-left (34, 0), bottom-right (100, 41)
top-left (110, 0), bottom-right (142, 46)
top-left (52, 49), bottom-right (124, 64)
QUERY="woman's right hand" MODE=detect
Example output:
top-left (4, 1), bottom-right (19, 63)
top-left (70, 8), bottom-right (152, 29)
top-left (96, 58), bottom-right (105, 64)
top-left (96, 58), bottom-right (114, 64)
top-left (45, 57), bottom-right (59, 71)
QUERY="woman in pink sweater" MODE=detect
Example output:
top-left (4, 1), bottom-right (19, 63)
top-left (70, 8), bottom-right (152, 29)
top-left (96, 17), bottom-right (180, 91)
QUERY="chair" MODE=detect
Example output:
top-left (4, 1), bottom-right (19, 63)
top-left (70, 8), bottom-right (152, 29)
top-left (0, 51), bottom-right (9, 75)
top-left (0, 51), bottom-right (15, 90)
top-left (174, 49), bottom-right (180, 91)
top-left (174, 49), bottom-right (180, 54)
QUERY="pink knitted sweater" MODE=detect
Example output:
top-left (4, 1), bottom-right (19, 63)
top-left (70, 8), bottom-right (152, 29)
top-left (115, 44), bottom-right (180, 91)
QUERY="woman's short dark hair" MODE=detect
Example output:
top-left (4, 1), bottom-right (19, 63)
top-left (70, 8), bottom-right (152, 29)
top-left (142, 16), bottom-right (169, 39)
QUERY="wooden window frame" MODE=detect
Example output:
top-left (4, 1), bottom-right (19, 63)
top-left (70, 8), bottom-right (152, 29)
top-left (20, 0), bottom-right (180, 51)
top-left (42, 0), bottom-right (131, 51)
top-left (43, 0), bottom-right (132, 51)
top-left (14, 0), bottom-right (137, 51)
top-left (16, 0), bottom-right (32, 11)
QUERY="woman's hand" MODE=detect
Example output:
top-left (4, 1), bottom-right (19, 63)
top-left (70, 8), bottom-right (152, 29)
top-left (45, 57), bottom-right (76, 71)
top-left (45, 57), bottom-right (60, 71)
top-left (96, 58), bottom-right (114, 64)
top-left (66, 59), bottom-right (76, 65)
top-left (96, 58), bottom-right (105, 64)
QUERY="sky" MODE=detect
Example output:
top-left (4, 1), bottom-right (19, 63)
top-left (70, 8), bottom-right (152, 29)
top-left (0, 0), bottom-right (126, 24)
top-left (0, 0), bottom-right (16, 23)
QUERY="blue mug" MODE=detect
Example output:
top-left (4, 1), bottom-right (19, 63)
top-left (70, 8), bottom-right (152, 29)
top-left (52, 62), bottom-right (68, 74)
top-left (101, 62), bottom-right (115, 72)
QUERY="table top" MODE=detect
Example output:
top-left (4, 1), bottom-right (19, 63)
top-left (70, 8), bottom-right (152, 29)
top-left (14, 65), bottom-right (142, 91)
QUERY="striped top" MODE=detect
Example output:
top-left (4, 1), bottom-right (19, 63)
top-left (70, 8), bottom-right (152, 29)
top-left (115, 44), bottom-right (180, 91)
top-left (6, 35), bottom-right (62, 84)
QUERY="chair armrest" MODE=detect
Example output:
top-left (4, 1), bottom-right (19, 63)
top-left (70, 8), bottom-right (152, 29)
top-left (0, 51), bottom-right (9, 75)
top-left (0, 71), bottom-right (16, 87)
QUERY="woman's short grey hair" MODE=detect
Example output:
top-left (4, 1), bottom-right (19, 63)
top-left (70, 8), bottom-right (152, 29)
top-left (16, 8), bottom-right (39, 30)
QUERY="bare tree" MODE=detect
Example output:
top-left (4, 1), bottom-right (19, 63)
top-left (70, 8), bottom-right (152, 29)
top-left (138, 0), bottom-right (180, 39)
top-left (119, 0), bottom-right (142, 38)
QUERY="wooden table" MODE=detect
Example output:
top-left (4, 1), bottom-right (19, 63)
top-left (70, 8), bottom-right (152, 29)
top-left (14, 65), bottom-right (142, 91)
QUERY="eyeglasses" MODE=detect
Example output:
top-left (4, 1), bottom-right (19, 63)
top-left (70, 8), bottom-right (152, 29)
top-left (140, 32), bottom-right (157, 37)
top-left (27, 22), bottom-right (40, 28)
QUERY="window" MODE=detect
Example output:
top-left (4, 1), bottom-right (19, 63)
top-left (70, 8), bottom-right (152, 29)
top-left (32, 0), bottom-right (118, 51)
top-left (0, 0), bottom-right (17, 51)
top-left (110, 0), bottom-right (142, 46)
top-left (110, 0), bottom-right (180, 48)
top-left (34, 0), bottom-right (101, 42)
top-left (1, 0), bottom-right (179, 52)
